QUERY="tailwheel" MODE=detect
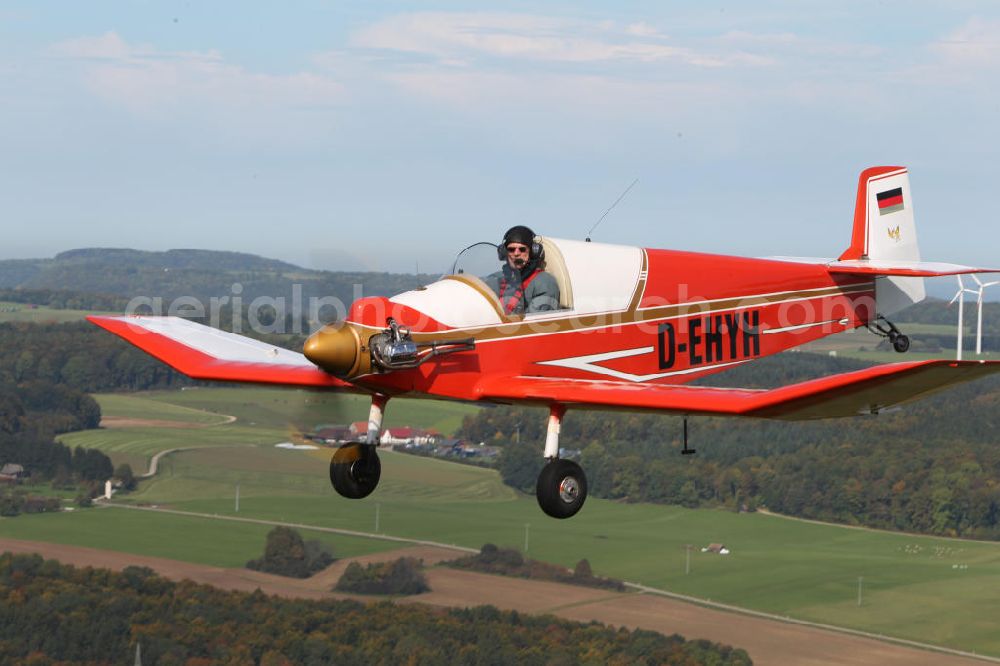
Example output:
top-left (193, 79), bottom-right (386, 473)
top-left (536, 459), bottom-right (588, 519)
top-left (329, 442), bottom-right (381, 499)
top-left (869, 316), bottom-right (910, 354)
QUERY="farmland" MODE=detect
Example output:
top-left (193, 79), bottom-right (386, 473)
top-left (0, 301), bottom-right (114, 323)
top-left (5, 386), bottom-right (1000, 656)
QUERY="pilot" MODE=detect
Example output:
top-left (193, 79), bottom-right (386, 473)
top-left (485, 225), bottom-right (560, 314)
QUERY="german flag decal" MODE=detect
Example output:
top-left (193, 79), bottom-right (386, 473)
top-left (877, 187), bottom-right (904, 215)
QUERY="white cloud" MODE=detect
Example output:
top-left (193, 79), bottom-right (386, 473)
top-left (930, 17), bottom-right (1000, 68)
top-left (350, 12), bottom-right (770, 68)
top-left (50, 32), bottom-right (344, 118)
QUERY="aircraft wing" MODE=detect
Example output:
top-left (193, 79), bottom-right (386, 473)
top-left (476, 360), bottom-right (1000, 420)
top-left (88, 315), bottom-right (360, 390)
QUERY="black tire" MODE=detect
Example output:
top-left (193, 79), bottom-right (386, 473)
top-left (536, 459), bottom-right (588, 519)
top-left (893, 334), bottom-right (910, 353)
top-left (329, 443), bottom-right (381, 499)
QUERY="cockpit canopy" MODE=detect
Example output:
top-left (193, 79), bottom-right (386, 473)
top-left (387, 237), bottom-right (642, 329)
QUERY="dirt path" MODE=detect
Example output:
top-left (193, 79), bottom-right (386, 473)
top-left (0, 537), bottom-right (993, 665)
top-left (100, 414), bottom-right (237, 429)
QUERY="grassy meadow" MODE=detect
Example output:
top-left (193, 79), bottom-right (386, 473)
top-left (0, 301), bottom-right (115, 323)
top-left (5, 387), bottom-right (1000, 655)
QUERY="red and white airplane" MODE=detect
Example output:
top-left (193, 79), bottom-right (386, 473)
top-left (90, 167), bottom-right (1000, 518)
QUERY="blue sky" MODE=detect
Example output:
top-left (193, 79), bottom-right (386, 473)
top-left (3, 2), bottom-right (1000, 276)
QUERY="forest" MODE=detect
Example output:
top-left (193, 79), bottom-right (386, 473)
top-left (0, 379), bottom-right (112, 514)
top-left (0, 322), bottom-right (188, 393)
top-left (0, 553), bottom-right (751, 665)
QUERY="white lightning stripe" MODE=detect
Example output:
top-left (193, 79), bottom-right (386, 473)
top-left (762, 318), bottom-right (850, 335)
top-left (537, 348), bottom-right (751, 382)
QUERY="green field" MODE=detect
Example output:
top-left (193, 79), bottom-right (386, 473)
top-left (58, 389), bottom-right (480, 471)
top-left (0, 507), bottom-right (399, 567)
top-left (13, 387), bottom-right (1000, 656)
top-left (140, 387), bottom-right (479, 434)
top-left (0, 301), bottom-right (115, 323)
top-left (96, 393), bottom-right (233, 425)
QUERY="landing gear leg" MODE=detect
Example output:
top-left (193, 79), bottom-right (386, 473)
top-left (869, 316), bottom-right (910, 354)
top-left (535, 404), bottom-right (588, 519)
top-left (329, 394), bottom-right (387, 499)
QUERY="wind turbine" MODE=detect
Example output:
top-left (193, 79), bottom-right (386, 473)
top-left (970, 275), bottom-right (1000, 356)
top-left (949, 275), bottom-right (977, 360)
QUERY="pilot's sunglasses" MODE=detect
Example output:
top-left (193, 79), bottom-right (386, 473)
top-left (506, 245), bottom-right (529, 254)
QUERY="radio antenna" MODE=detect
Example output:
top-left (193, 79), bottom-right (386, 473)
top-left (586, 178), bottom-right (638, 242)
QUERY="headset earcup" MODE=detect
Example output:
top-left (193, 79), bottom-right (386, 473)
top-left (497, 243), bottom-right (506, 261)
top-left (533, 242), bottom-right (544, 262)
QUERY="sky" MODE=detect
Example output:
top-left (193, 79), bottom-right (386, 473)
top-left (3, 1), bottom-right (1000, 278)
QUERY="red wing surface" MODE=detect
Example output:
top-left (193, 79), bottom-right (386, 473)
top-left (477, 360), bottom-right (1000, 420)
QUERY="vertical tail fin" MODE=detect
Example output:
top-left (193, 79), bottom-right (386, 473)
top-left (841, 166), bottom-right (925, 316)
top-left (840, 166), bottom-right (921, 262)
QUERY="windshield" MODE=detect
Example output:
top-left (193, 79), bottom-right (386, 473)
top-left (448, 242), bottom-right (502, 280)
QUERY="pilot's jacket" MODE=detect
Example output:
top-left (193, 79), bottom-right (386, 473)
top-left (485, 263), bottom-right (560, 314)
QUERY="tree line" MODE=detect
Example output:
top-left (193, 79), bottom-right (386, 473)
top-left (0, 380), bottom-right (113, 513)
top-left (447, 543), bottom-right (625, 592)
top-left (0, 552), bottom-right (752, 665)
top-left (336, 558), bottom-right (430, 595)
top-left (0, 322), bottom-right (186, 393)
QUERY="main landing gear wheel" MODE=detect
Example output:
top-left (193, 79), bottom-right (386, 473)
top-left (536, 459), bottom-right (588, 519)
top-left (329, 442), bottom-right (381, 499)
top-left (892, 334), bottom-right (910, 353)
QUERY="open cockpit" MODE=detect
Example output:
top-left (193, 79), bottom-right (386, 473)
top-left (389, 237), bottom-right (643, 329)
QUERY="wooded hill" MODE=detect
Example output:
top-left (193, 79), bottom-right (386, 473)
top-left (0, 248), bottom-right (432, 315)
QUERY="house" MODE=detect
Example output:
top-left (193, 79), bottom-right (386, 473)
top-left (382, 427), bottom-right (441, 447)
top-left (313, 426), bottom-right (352, 444)
top-left (0, 463), bottom-right (26, 483)
top-left (382, 427), bottom-right (417, 445)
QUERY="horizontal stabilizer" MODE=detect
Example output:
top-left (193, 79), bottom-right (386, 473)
top-left (476, 360), bottom-right (1000, 420)
top-left (768, 256), bottom-right (1000, 278)
top-left (88, 316), bottom-right (359, 390)
top-left (826, 259), bottom-right (1000, 278)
